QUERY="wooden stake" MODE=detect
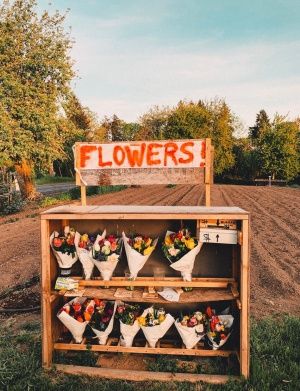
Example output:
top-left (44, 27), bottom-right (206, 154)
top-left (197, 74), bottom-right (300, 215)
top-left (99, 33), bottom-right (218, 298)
top-left (240, 218), bottom-right (250, 378)
top-left (80, 185), bottom-right (87, 206)
top-left (205, 138), bottom-right (211, 207)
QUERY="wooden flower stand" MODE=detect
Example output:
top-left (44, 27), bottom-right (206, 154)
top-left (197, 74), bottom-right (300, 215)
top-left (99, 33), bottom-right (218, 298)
top-left (41, 204), bottom-right (249, 384)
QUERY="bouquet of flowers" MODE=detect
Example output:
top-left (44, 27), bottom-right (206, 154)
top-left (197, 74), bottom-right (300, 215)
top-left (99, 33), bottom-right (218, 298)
top-left (57, 297), bottom-right (95, 343)
top-left (175, 311), bottom-right (206, 349)
top-left (138, 306), bottom-right (174, 348)
top-left (74, 232), bottom-right (95, 279)
top-left (122, 232), bottom-right (158, 279)
top-left (91, 230), bottom-right (122, 281)
top-left (162, 228), bottom-right (202, 283)
top-left (115, 302), bottom-right (142, 347)
top-left (89, 299), bottom-right (117, 344)
top-left (206, 307), bottom-right (234, 350)
top-left (50, 226), bottom-right (78, 276)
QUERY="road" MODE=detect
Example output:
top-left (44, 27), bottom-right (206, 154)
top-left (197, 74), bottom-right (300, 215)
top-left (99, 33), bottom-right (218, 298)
top-left (36, 182), bottom-right (76, 195)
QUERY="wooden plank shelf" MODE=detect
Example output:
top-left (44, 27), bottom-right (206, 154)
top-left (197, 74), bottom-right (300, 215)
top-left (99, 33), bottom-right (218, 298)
top-left (74, 277), bottom-right (236, 289)
top-left (59, 286), bottom-right (238, 303)
top-left (54, 341), bottom-right (234, 357)
top-left (54, 364), bottom-right (240, 384)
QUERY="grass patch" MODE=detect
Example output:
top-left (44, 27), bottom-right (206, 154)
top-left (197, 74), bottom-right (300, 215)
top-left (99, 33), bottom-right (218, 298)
top-left (0, 316), bottom-right (299, 390)
top-left (35, 176), bottom-right (74, 185)
top-left (39, 185), bottom-right (127, 208)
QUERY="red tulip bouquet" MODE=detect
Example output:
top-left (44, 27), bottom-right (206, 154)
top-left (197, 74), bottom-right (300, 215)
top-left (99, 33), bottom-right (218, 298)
top-left (50, 226), bottom-right (78, 276)
top-left (57, 297), bottom-right (95, 343)
top-left (89, 299), bottom-right (117, 344)
top-left (206, 306), bottom-right (234, 350)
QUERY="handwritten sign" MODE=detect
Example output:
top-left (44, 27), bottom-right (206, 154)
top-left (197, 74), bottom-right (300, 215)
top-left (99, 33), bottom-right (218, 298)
top-left (199, 228), bottom-right (237, 245)
top-left (74, 139), bottom-right (207, 186)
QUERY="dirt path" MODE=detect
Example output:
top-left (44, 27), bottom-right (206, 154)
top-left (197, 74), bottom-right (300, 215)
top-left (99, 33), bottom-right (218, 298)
top-left (1, 184), bottom-right (299, 318)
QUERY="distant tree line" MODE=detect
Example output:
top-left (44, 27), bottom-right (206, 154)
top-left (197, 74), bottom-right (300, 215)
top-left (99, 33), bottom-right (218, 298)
top-left (0, 1), bottom-right (299, 200)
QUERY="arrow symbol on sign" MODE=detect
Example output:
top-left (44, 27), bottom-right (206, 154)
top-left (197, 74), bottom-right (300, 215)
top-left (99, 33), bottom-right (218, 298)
top-left (216, 234), bottom-right (219, 242)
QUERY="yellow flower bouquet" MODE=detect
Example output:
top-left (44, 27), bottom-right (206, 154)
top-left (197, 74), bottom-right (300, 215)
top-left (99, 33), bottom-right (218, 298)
top-left (122, 232), bottom-right (158, 279)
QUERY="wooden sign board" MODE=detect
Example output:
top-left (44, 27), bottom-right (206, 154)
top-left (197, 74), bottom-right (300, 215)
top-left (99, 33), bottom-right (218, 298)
top-left (73, 138), bottom-right (213, 206)
top-left (199, 228), bottom-right (237, 244)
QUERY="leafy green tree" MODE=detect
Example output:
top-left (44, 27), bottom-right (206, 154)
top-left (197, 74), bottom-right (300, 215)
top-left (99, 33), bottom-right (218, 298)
top-left (249, 109), bottom-right (270, 144)
top-left (138, 99), bottom-right (235, 175)
top-left (257, 116), bottom-right (300, 180)
top-left (0, 0), bottom-right (74, 198)
top-left (138, 105), bottom-right (171, 140)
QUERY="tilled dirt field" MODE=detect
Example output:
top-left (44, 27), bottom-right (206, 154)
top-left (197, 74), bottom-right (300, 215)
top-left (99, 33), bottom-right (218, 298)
top-left (0, 184), bottom-right (299, 318)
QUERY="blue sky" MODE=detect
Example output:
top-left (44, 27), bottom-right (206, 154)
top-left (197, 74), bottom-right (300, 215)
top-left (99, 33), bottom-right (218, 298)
top-left (40, 0), bottom-right (300, 131)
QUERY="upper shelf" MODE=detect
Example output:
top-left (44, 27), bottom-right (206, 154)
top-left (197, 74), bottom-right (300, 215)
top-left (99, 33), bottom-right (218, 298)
top-left (41, 205), bottom-right (249, 220)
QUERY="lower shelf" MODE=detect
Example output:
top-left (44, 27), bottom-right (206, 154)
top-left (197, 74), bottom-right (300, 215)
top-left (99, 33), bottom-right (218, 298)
top-left (53, 364), bottom-right (239, 384)
top-left (54, 337), bottom-right (235, 357)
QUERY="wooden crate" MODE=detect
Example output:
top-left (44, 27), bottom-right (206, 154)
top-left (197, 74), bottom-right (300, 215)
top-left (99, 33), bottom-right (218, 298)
top-left (41, 205), bottom-right (249, 383)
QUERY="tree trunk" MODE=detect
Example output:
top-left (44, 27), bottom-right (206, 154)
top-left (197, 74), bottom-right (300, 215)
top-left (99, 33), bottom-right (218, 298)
top-left (15, 160), bottom-right (37, 199)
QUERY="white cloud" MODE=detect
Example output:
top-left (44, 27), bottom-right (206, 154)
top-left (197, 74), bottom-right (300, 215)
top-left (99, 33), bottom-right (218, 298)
top-left (71, 34), bottom-right (300, 129)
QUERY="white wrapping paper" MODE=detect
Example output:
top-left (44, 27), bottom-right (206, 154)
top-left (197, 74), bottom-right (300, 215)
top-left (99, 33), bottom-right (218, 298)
top-left (91, 230), bottom-right (121, 281)
top-left (175, 320), bottom-right (205, 349)
top-left (91, 301), bottom-right (117, 345)
top-left (140, 307), bottom-right (175, 348)
top-left (120, 319), bottom-right (140, 347)
top-left (74, 232), bottom-right (94, 279)
top-left (207, 315), bottom-right (234, 350)
top-left (122, 232), bottom-right (158, 278)
top-left (50, 231), bottom-right (78, 269)
top-left (165, 231), bottom-right (203, 281)
top-left (57, 297), bottom-right (93, 343)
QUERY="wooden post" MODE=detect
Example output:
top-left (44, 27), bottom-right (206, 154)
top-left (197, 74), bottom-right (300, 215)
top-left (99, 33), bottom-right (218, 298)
top-left (76, 171), bottom-right (87, 206)
top-left (205, 138), bottom-right (211, 207)
top-left (81, 185), bottom-right (87, 206)
top-left (240, 218), bottom-right (250, 378)
top-left (41, 219), bottom-right (52, 368)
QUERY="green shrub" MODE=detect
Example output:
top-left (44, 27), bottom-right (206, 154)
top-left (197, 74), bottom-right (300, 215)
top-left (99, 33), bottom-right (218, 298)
top-left (0, 191), bottom-right (24, 215)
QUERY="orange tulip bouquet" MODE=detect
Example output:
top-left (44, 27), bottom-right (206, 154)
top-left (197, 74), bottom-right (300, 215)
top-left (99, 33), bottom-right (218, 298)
top-left (57, 297), bottom-right (95, 343)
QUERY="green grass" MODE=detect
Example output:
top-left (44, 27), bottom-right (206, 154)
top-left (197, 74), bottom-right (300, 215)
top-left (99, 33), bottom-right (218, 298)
top-left (35, 176), bottom-right (74, 185)
top-left (39, 185), bottom-right (127, 208)
top-left (0, 316), bottom-right (299, 390)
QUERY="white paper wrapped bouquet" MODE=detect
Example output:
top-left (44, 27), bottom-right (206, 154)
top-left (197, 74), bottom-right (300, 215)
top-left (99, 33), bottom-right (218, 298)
top-left (89, 299), bottom-right (117, 345)
top-left (162, 228), bottom-right (202, 288)
top-left (57, 297), bottom-right (95, 343)
top-left (115, 302), bottom-right (142, 347)
top-left (74, 232), bottom-right (96, 279)
top-left (138, 306), bottom-right (174, 348)
top-left (122, 232), bottom-right (158, 279)
top-left (175, 310), bottom-right (206, 349)
top-left (91, 230), bottom-right (122, 281)
top-left (50, 226), bottom-right (78, 276)
top-left (205, 306), bottom-right (234, 350)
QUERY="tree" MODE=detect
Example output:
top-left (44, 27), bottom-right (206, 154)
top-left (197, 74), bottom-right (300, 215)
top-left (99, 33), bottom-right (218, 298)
top-left (138, 105), bottom-right (171, 140)
top-left (257, 116), bottom-right (300, 180)
top-left (141, 99), bottom-right (235, 175)
top-left (0, 0), bottom-right (74, 198)
top-left (249, 109), bottom-right (270, 144)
